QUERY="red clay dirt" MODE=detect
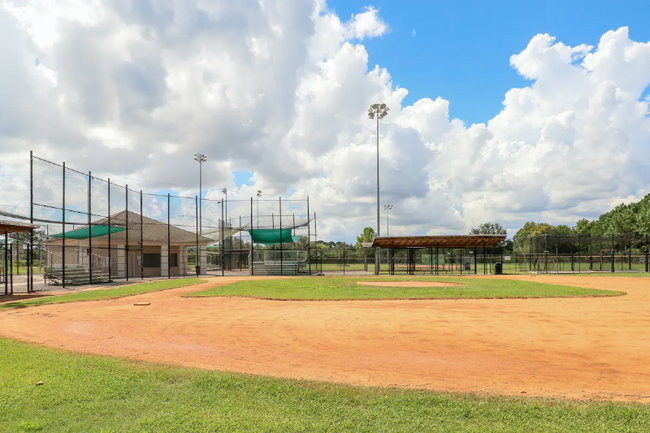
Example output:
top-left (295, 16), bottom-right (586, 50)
top-left (1, 275), bottom-right (649, 402)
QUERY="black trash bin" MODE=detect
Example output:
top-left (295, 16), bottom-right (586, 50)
top-left (464, 262), bottom-right (471, 271)
top-left (494, 262), bottom-right (503, 275)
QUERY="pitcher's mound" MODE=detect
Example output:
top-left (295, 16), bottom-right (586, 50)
top-left (356, 281), bottom-right (461, 288)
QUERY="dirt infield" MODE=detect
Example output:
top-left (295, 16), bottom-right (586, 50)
top-left (356, 281), bottom-right (461, 287)
top-left (1, 275), bottom-right (650, 402)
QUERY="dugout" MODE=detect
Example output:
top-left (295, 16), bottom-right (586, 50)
top-left (370, 235), bottom-right (507, 275)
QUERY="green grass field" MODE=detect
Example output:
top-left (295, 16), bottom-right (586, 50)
top-left (186, 277), bottom-right (622, 300)
top-left (0, 278), bottom-right (206, 311)
top-left (0, 336), bottom-right (648, 432)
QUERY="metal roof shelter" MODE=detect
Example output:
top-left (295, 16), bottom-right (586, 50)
top-left (371, 235), bottom-right (507, 249)
top-left (1, 219), bottom-right (40, 296)
top-left (370, 234), bottom-right (507, 276)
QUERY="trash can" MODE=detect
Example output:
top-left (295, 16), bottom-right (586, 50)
top-left (495, 262), bottom-right (503, 275)
top-left (464, 262), bottom-right (471, 271)
top-left (195, 266), bottom-right (201, 276)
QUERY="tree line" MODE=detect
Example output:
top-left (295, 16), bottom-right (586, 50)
top-left (514, 193), bottom-right (650, 242)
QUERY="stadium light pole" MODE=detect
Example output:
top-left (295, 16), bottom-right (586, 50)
top-left (193, 153), bottom-right (207, 235)
top-left (384, 204), bottom-right (393, 236)
top-left (368, 103), bottom-right (389, 274)
top-left (256, 190), bottom-right (262, 229)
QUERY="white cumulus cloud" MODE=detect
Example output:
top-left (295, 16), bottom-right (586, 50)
top-left (0, 1), bottom-right (649, 242)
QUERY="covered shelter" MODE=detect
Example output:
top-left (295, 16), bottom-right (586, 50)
top-left (1, 219), bottom-right (40, 295)
top-left (370, 235), bottom-right (507, 275)
top-left (46, 210), bottom-right (212, 285)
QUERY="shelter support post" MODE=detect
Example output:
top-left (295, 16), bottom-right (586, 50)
top-left (474, 247), bottom-right (477, 274)
top-left (4, 231), bottom-right (7, 295)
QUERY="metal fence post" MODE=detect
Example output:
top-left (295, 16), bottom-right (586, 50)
top-left (221, 200), bottom-right (225, 277)
top-left (250, 197), bottom-right (254, 276)
top-left (28, 151), bottom-right (33, 292)
top-left (279, 196), bottom-right (283, 276)
top-left (140, 190), bottom-right (144, 280)
top-left (88, 171), bottom-right (93, 284)
top-left (125, 186), bottom-right (129, 281)
top-left (62, 162), bottom-right (66, 289)
top-left (108, 179), bottom-right (112, 282)
top-left (167, 193), bottom-right (171, 279)
top-left (307, 196), bottom-right (311, 276)
top-left (195, 196), bottom-right (199, 277)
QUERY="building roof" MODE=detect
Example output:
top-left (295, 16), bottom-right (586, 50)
top-left (371, 235), bottom-right (507, 249)
top-left (49, 210), bottom-right (212, 245)
top-left (0, 219), bottom-right (39, 234)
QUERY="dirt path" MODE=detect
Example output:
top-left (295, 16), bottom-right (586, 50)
top-left (1, 275), bottom-right (649, 402)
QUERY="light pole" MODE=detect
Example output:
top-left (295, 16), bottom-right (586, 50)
top-left (222, 187), bottom-right (228, 270)
top-left (384, 204), bottom-right (393, 236)
top-left (193, 153), bottom-right (207, 234)
top-left (256, 190), bottom-right (262, 229)
top-left (368, 103), bottom-right (389, 274)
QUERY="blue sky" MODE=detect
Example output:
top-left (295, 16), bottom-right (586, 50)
top-left (328, 0), bottom-right (650, 125)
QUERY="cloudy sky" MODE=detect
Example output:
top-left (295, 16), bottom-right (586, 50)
top-left (1, 0), bottom-right (649, 241)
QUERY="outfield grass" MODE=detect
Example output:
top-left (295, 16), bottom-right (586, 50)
top-left (0, 278), bottom-right (206, 311)
top-left (0, 337), bottom-right (648, 432)
top-left (186, 277), bottom-right (622, 300)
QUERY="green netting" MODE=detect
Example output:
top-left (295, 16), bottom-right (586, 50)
top-left (51, 225), bottom-right (126, 240)
top-left (248, 229), bottom-right (299, 245)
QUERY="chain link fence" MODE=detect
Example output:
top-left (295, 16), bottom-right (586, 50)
top-left (16, 153), bottom-right (317, 292)
top-left (514, 234), bottom-right (650, 273)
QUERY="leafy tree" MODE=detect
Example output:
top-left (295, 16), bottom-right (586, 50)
top-left (469, 222), bottom-right (506, 235)
top-left (574, 218), bottom-right (591, 235)
top-left (355, 227), bottom-right (376, 249)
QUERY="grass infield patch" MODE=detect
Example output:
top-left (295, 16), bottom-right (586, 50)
top-left (0, 278), bottom-right (206, 311)
top-left (1, 336), bottom-right (649, 432)
top-left (185, 277), bottom-right (622, 300)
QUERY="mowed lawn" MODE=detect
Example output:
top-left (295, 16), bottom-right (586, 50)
top-left (0, 337), bottom-right (648, 432)
top-left (0, 278), bottom-right (206, 311)
top-left (186, 277), bottom-right (623, 300)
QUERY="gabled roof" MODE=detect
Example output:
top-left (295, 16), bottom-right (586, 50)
top-left (0, 219), bottom-right (39, 234)
top-left (371, 235), bottom-right (506, 249)
top-left (50, 210), bottom-right (211, 245)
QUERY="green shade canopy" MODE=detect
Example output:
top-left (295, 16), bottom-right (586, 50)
top-left (248, 229), bottom-right (299, 245)
top-left (51, 225), bottom-right (126, 240)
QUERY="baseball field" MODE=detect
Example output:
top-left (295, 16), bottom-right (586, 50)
top-left (1, 274), bottom-right (650, 431)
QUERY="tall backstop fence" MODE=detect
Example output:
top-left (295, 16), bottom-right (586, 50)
top-left (2, 152), bottom-right (319, 293)
top-left (514, 234), bottom-right (650, 274)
